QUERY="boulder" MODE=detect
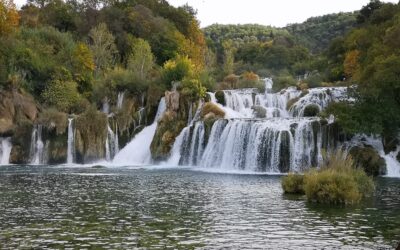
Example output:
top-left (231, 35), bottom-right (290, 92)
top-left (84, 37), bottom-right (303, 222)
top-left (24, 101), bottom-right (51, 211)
top-left (201, 102), bottom-right (225, 119)
top-left (252, 106), bottom-right (267, 118)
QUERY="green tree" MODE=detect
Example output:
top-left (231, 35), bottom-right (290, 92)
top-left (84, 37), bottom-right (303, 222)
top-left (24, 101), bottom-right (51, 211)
top-left (127, 38), bottom-right (154, 80)
top-left (88, 23), bottom-right (118, 74)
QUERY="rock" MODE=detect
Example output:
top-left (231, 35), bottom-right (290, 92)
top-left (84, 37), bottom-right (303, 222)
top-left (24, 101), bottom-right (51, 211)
top-left (215, 90), bottom-right (225, 106)
top-left (286, 97), bottom-right (299, 110)
top-left (349, 145), bottom-right (386, 176)
top-left (165, 91), bottom-right (180, 112)
top-left (92, 165), bottom-right (106, 169)
top-left (0, 90), bottom-right (38, 136)
top-left (201, 102), bottom-right (225, 119)
top-left (279, 131), bottom-right (291, 173)
top-left (75, 107), bottom-right (108, 164)
top-left (10, 121), bottom-right (33, 164)
top-left (303, 104), bottom-right (320, 117)
top-left (252, 106), bottom-right (267, 118)
top-left (382, 134), bottom-right (399, 154)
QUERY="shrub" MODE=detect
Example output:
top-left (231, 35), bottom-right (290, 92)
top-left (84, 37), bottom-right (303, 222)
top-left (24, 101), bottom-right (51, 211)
top-left (41, 79), bottom-right (81, 113)
top-left (281, 150), bottom-right (375, 205)
top-left (38, 108), bottom-right (68, 135)
top-left (282, 173), bottom-right (305, 194)
top-left (215, 90), bottom-right (225, 105)
top-left (303, 104), bottom-right (320, 117)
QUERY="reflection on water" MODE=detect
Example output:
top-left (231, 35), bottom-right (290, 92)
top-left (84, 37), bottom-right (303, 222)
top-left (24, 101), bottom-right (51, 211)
top-left (0, 166), bottom-right (399, 249)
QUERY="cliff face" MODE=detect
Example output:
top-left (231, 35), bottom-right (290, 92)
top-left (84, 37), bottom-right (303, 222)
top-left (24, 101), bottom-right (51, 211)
top-left (0, 90), bottom-right (38, 136)
top-left (150, 91), bottom-right (193, 161)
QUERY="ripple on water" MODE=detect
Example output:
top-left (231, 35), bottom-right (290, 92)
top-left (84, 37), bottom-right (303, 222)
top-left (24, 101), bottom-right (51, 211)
top-left (0, 166), bottom-right (399, 249)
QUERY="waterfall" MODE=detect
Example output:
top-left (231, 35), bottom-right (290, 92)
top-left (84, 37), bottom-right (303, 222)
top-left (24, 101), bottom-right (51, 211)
top-left (105, 122), bottom-right (119, 161)
top-left (117, 92), bottom-right (125, 109)
top-left (29, 125), bottom-right (47, 165)
top-left (113, 97), bottom-right (166, 165)
top-left (102, 98), bottom-right (110, 114)
top-left (0, 137), bottom-right (12, 165)
top-left (166, 78), bottom-right (349, 173)
top-left (170, 118), bottom-right (321, 172)
top-left (67, 118), bottom-right (75, 164)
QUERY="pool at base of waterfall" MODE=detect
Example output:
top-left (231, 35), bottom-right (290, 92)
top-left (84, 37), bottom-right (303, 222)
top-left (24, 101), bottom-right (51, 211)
top-left (0, 165), bottom-right (399, 249)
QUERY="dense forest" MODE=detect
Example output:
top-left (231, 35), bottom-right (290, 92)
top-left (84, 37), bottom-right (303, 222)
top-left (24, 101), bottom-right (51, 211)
top-left (1, 0), bottom-right (400, 161)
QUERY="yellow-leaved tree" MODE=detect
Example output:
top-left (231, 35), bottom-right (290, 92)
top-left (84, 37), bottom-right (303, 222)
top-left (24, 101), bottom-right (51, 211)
top-left (0, 0), bottom-right (19, 36)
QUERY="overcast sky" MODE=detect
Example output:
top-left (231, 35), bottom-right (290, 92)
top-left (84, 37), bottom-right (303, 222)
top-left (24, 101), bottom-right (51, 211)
top-left (13, 0), bottom-right (398, 27)
top-left (168, 0), bottom-right (398, 27)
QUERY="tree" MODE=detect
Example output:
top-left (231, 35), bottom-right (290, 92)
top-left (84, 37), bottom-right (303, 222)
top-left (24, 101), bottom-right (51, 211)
top-left (343, 50), bottom-right (360, 79)
top-left (127, 38), bottom-right (154, 80)
top-left (222, 40), bottom-right (235, 76)
top-left (88, 23), bottom-right (118, 73)
top-left (0, 0), bottom-right (19, 36)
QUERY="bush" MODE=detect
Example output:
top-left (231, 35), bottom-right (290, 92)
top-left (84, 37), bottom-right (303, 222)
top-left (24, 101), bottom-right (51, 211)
top-left (41, 79), bottom-right (81, 113)
top-left (38, 108), bottom-right (68, 135)
top-left (272, 75), bottom-right (297, 92)
top-left (303, 104), bottom-right (320, 117)
top-left (215, 90), bottom-right (225, 105)
top-left (282, 173), bottom-right (305, 194)
top-left (281, 150), bottom-right (375, 205)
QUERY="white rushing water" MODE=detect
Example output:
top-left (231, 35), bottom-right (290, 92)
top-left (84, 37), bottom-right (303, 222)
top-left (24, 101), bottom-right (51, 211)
top-left (113, 97), bottom-right (166, 165)
top-left (67, 118), bottom-right (75, 164)
top-left (0, 137), bottom-right (12, 165)
top-left (106, 123), bottom-right (119, 161)
top-left (30, 125), bottom-right (47, 165)
top-left (167, 79), bottom-right (351, 172)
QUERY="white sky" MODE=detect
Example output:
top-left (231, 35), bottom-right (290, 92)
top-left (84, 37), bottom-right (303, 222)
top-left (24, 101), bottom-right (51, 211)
top-left (13, 0), bottom-right (398, 27)
top-left (168, 0), bottom-right (398, 27)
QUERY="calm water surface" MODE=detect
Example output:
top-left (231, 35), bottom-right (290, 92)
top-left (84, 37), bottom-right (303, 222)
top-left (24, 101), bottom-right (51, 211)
top-left (0, 165), bottom-right (399, 249)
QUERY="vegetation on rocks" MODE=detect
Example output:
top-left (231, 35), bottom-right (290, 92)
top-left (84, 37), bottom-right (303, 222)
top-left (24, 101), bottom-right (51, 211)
top-left (282, 151), bottom-right (375, 205)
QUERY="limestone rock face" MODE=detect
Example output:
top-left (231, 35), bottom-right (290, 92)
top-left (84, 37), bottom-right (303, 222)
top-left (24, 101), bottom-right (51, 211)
top-left (0, 90), bottom-right (38, 136)
top-left (75, 108), bottom-right (108, 164)
top-left (165, 91), bottom-right (180, 112)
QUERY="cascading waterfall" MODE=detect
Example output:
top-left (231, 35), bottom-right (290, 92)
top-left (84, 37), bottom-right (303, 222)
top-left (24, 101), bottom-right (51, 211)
top-left (29, 125), bottom-right (47, 165)
top-left (0, 137), bottom-right (12, 165)
top-left (106, 123), bottom-right (119, 161)
top-left (167, 78), bottom-right (349, 172)
top-left (113, 97), bottom-right (166, 165)
top-left (171, 118), bottom-right (322, 172)
top-left (67, 118), bottom-right (75, 164)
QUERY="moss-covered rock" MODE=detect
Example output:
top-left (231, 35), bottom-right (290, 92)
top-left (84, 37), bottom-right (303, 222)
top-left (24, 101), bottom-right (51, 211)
top-left (303, 104), bottom-right (320, 117)
top-left (10, 121), bottom-right (33, 164)
top-left (215, 90), bottom-right (225, 106)
top-left (75, 107), bottom-right (107, 163)
top-left (252, 105), bottom-right (267, 118)
top-left (201, 102), bottom-right (225, 119)
top-left (382, 134), bottom-right (399, 154)
top-left (286, 97), bottom-right (299, 110)
top-left (349, 146), bottom-right (386, 176)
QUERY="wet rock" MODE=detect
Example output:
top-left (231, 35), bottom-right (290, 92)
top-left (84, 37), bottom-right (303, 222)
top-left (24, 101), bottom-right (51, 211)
top-left (252, 106), bottom-right (267, 118)
top-left (10, 121), bottom-right (33, 164)
top-left (279, 131), bottom-right (291, 173)
top-left (349, 145), bottom-right (386, 176)
top-left (382, 135), bottom-right (398, 154)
